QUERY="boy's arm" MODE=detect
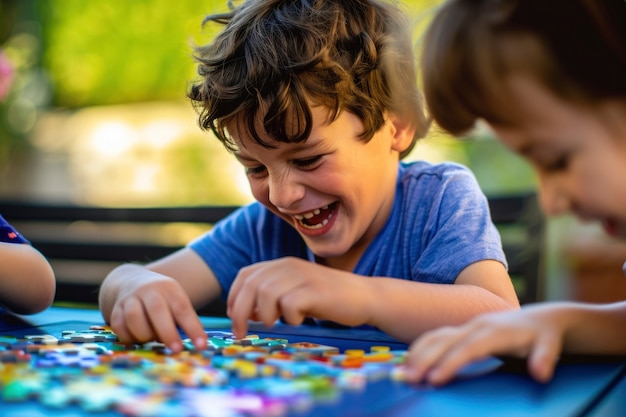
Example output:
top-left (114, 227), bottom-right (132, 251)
top-left (562, 301), bottom-right (626, 353)
top-left (98, 248), bottom-right (222, 351)
top-left (403, 301), bottom-right (626, 385)
top-left (0, 242), bottom-right (55, 314)
top-left (365, 259), bottom-right (519, 342)
top-left (227, 257), bottom-right (518, 340)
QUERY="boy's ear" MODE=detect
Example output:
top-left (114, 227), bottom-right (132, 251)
top-left (387, 113), bottom-right (416, 154)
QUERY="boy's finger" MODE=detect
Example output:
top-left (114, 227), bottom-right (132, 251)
top-left (527, 333), bottom-right (562, 383)
top-left (109, 308), bottom-right (133, 344)
top-left (121, 297), bottom-right (158, 343)
top-left (228, 291), bottom-right (254, 339)
top-left (144, 306), bottom-right (185, 352)
top-left (173, 310), bottom-right (207, 350)
top-left (227, 273), bottom-right (250, 318)
top-left (159, 298), bottom-right (207, 351)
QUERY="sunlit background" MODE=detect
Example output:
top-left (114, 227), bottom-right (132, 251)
top-left (0, 0), bottom-right (538, 206)
top-left (1, 0), bottom-right (625, 303)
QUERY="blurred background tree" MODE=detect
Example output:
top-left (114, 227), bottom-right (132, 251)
top-left (0, 0), bottom-right (535, 207)
top-left (38, 0), bottom-right (225, 107)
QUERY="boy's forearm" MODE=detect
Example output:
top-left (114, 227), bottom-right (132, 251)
top-left (366, 278), bottom-right (518, 343)
top-left (561, 301), bottom-right (626, 355)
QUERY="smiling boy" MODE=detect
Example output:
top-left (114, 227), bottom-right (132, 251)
top-left (98, 0), bottom-right (519, 352)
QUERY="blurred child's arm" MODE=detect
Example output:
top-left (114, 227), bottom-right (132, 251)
top-left (98, 247), bottom-right (222, 352)
top-left (227, 257), bottom-right (518, 340)
top-left (402, 301), bottom-right (626, 385)
top-left (0, 242), bottom-right (55, 314)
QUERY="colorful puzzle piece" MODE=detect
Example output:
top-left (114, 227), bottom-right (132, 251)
top-left (0, 325), bottom-right (409, 416)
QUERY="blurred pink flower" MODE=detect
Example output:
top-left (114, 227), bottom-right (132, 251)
top-left (0, 49), bottom-right (15, 102)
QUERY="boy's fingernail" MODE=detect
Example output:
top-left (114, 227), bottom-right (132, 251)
top-left (402, 368), bottom-right (418, 381)
top-left (427, 368), bottom-right (443, 384)
top-left (195, 337), bottom-right (207, 348)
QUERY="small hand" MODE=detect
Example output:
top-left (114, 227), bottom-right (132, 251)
top-left (402, 306), bottom-right (566, 385)
top-left (108, 274), bottom-right (207, 353)
top-left (227, 257), bottom-right (370, 339)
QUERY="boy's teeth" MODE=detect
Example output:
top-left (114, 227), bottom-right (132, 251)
top-left (295, 207), bottom-right (325, 220)
top-left (303, 218), bottom-right (330, 230)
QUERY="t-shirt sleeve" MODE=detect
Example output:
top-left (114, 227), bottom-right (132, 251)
top-left (0, 214), bottom-right (30, 244)
top-left (187, 204), bottom-right (261, 298)
top-left (412, 167), bottom-right (506, 284)
top-left (187, 203), bottom-right (306, 298)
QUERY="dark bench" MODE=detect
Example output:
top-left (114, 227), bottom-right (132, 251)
top-left (0, 193), bottom-right (544, 314)
top-left (0, 201), bottom-right (239, 315)
top-left (487, 193), bottom-right (545, 304)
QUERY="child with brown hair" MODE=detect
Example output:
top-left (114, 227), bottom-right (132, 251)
top-left (99, 0), bottom-right (519, 352)
top-left (404, 0), bottom-right (626, 385)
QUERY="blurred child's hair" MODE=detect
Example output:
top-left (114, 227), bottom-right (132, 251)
top-left (188, 0), bottom-right (428, 158)
top-left (421, 0), bottom-right (626, 135)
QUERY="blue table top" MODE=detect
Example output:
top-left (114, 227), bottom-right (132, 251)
top-left (587, 371), bottom-right (626, 417)
top-left (1, 306), bottom-right (624, 417)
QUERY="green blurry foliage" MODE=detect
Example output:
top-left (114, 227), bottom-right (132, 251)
top-left (36, 0), bottom-right (440, 108)
top-left (36, 0), bottom-right (228, 107)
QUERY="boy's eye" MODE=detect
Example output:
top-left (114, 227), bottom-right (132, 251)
top-left (245, 165), bottom-right (267, 176)
top-left (293, 156), bottom-right (322, 169)
top-left (544, 155), bottom-right (569, 172)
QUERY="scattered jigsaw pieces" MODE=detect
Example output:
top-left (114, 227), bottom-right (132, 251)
top-left (0, 325), bottom-right (409, 416)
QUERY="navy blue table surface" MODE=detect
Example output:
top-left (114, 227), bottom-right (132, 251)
top-left (587, 370), bottom-right (626, 417)
top-left (1, 306), bottom-right (624, 417)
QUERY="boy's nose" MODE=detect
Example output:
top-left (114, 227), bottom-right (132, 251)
top-left (268, 172), bottom-right (305, 209)
top-left (538, 177), bottom-right (571, 217)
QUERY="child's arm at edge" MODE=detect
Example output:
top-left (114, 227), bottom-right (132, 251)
top-left (0, 242), bottom-right (55, 314)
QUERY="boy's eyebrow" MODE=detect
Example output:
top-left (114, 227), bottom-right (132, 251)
top-left (234, 139), bottom-right (329, 162)
top-left (233, 153), bottom-right (256, 163)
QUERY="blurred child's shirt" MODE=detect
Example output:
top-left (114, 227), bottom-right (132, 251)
top-left (0, 214), bottom-right (29, 244)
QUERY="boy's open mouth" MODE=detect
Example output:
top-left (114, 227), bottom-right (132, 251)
top-left (293, 202), bottom-right (337, 230)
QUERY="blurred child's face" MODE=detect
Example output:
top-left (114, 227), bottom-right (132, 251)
top-left (231, 106), bottom-right (412, 269)
top-left (490, 74), bottom-right (626, 239)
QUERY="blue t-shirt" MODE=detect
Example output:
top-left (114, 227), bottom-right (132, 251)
top-left (0, 214), bottom-right (29, 244)
top-left (190, 161), bottom-right (506, 298)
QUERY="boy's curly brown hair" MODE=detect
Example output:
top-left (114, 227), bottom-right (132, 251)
top-left (188, 0), bottom-right (428, 158)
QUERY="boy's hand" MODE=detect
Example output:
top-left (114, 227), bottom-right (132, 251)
top-left (227, 257), bottom-right (372, 339)
top-left (107, 271), bottom-right (207, 353)
top-left (402, 306), bottom-right (568, 385)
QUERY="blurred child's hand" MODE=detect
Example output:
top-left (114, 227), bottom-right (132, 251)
top-left (107, 266), bottom-right (207, 353)
top-left (402, 305), bottom-right (572, 386)
top-left (227, 257), bottom-right (373, 339)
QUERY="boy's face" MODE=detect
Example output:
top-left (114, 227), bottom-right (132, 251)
top-left (231, 106), bottom-right (412, 269)
top-left (490, 74), bottom-right (626, 239)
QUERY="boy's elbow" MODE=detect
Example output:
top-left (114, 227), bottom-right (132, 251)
top-left (0, 244), bottom-right (56, 314)
top-left (36, 264), bottom-right (56, 312)
top-left (491, 291), bottom-right (521, 313)
top-left (483, 286), bottom-right (520, 312)
top-left (21, 262), bottom-right (56, 314)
